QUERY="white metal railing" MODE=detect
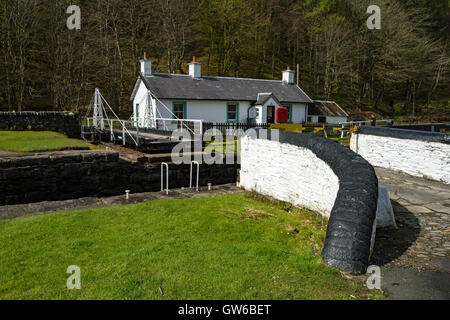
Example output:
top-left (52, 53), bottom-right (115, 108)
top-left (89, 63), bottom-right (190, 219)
top-left (137, 117), bottom-right (203, 136)
top-left (85, 89), bottom-right (203, 147)
top-left (86, 117), bottom-right (138, 146)
top-left (190, 161), bottom-right (200, 191)
top-left (338, 120), bottom-right (394, 138)
top-left (161, 162), bottom-right (169, 195)
top-left (339, 120), bottom-right (394, 126)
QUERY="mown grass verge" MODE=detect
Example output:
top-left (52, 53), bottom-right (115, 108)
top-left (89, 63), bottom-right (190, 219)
top-left (0, 131), bottom-right (91, 153)
top-left (0, 193), bottom-right (384, 300)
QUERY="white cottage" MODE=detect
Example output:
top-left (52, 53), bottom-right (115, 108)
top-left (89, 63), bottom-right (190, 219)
top-left (130, 56), bottom-right (312, 127)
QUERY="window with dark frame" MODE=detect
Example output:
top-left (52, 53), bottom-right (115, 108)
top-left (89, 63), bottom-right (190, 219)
top-left (282, 104), bottom-right (292, 122)
top-left (173, 102), bottom-right (185, 119)
top-left (227, 103), bottom-right (238, 122)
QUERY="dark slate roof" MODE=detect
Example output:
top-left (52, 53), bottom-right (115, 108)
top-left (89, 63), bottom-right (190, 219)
top-left (132, 73), bottom-right (312, 103)
top-left (309, 100), bottom-right (348, 117)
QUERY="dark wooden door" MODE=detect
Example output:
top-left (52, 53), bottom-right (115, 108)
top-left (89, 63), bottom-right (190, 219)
top-left (267, 106), bottom-right (275, 123)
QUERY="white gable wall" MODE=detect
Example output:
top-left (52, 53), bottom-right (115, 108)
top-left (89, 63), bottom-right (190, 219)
top-left (132, 81), bottom-right (150, 126)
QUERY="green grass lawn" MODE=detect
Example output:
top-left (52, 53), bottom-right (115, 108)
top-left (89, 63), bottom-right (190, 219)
top-left (329, 136), bottom-right (350, 145)
top-left (0, 194), bottom-right (382, 300)
top-left (0, 131), bottom-right (91, 153)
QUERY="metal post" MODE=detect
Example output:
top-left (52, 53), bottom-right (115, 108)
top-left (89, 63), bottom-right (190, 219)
top-left (122, 121), bottom-right (126, 146)
top-left (190, 161), bottom-right (200, 191)
top-left (136, 123), bottom-right (140, 148)
top-left (110, 120), bottom-right (114, 141)
top-left (93, 88), bottom-right (105, 130)
top-left (161, 162), bottom-right (169, 195)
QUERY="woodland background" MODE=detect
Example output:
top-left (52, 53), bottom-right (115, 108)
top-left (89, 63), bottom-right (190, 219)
top-left (1, 0), bottom-right (449, 120)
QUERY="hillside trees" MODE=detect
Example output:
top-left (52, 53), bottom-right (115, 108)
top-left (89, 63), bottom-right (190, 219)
top-left (0, 0), bottom-right (447, 117)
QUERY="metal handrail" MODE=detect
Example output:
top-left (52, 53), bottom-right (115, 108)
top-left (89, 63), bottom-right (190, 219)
top-left (161, 162), bottom-right (169, 195)
top-left (339, 120), bottom-right (394, 126)
top-left (190, 161), bottom-right (200, 191)
top-left (86, 117), bottom-right (138, 145)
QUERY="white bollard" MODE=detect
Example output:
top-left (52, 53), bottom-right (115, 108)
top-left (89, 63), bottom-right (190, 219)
top-left (125, 190), bottom-right (130, 200)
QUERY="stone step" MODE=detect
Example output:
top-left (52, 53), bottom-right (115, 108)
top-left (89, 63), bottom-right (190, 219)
top-left (138, 152), bottom-right (205, 164)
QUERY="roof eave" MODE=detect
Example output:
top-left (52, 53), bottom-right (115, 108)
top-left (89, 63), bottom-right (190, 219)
top-left (295, 84), bottom-right (313, 104)
top-left (130, 75), bottom-right (142, 101)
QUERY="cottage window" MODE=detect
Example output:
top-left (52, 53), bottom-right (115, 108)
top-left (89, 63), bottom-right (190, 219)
top-left (282, 104), bottom-right (293, 122)
top-left (227, 102), bottom-right (239, 123)
top-left (173, 101), bottom-right (186, 119)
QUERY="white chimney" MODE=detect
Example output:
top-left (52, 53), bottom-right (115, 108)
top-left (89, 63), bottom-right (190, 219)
top-left (189, 56), bottom-right (201, 78)
top-left (282, 67), bottom-right (295, 84)
top-left (140, 52), bottom-right (152, 76)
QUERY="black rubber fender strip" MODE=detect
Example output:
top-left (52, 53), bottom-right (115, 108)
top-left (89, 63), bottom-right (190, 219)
top-left (359, 126), bottom-right (449, 144)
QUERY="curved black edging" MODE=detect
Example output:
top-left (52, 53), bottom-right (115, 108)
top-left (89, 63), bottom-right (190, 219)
top-left (249, 129), bottom-right (378, 274)
top-left (359, 126), bottom-right (449, 144)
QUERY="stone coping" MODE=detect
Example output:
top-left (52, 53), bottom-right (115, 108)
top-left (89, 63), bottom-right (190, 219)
top-left (359, 126), bottom-right (449, 144)
top-left (0, 150), bottom-right (119, 168)
top-left (0, 111), bottom-right (77, 116)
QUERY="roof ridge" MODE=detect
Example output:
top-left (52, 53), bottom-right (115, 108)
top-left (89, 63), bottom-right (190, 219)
top-left (133, 72), bottom-right (313, 104)
top-left (151, 73), bottom-right (283, 83)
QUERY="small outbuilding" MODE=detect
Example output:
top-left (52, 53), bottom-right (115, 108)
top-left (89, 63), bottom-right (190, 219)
top-left (307, 100), bottom-right (349, 124)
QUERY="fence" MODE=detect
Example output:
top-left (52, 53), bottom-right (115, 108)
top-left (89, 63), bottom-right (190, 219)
top-left (203, 122), bottom-right (270, 136)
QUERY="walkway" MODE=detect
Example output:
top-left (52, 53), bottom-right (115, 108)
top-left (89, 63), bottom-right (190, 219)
top-left (371, 167), bottom-right (450, 300)
top-left (0, 184), bottom-right (244, 221)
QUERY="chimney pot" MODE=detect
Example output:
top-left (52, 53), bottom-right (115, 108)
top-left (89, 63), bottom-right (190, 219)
top-left (189, 58), bottom-right (201, 78)
top-left (140, 56), bottom-right (152, 76)
top-left (282, 67), bottom-right (295, 84)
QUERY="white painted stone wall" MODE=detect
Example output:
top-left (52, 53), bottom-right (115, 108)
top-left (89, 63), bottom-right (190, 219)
top-left (240, 136), bottom-right (340, 217)
top-left (351, 133), bottom-right (450, 184)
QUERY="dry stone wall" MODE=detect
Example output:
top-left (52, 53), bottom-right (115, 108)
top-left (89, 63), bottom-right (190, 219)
top-left (0, 112), bottom-right (81, 138)
top-left (0, 151), bottom-right (238, 205)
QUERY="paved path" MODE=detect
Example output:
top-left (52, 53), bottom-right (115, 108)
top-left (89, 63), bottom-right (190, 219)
top-left (371, 167), bottom-right (450, 300)
top-left (0, 150), bottom-right (26, 158)
top-left (0, 184), bottom-right (244, 221)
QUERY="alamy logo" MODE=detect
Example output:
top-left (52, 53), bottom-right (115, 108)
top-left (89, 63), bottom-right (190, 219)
top-left (66, 265), bottom-right (81, 290)
top-left (366, 265), bottom-right (381, 290)
top-left (367, 5), bottom-right (381, 30)
top-left (66, 5), bottom-right (81, 30)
